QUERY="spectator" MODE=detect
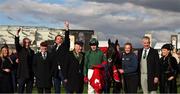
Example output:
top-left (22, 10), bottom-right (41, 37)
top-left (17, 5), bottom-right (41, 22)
top-left (121, 42), bottom-right (139, 93)
top-left (51, 21), bottom-right (70, 93)
top-left (159, 44), bottom-right (178, 93)
top-left (15, 28), bottom-right (35, 93)
top-left (66, 41), bottom-right (84, 93)
top-left (137, 36), bottom-right (160, 94)
top-left (0, 44), bottom-right (14, 93)
top-left (33, 41), bottom-right (52, 93)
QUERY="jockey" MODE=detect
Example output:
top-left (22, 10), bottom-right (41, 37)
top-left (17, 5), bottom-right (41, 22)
top-left (84, 38), bottom-right (107, 93)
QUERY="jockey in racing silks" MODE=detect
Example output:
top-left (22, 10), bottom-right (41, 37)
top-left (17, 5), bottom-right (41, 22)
top-left (83, 38), bottom-right (107, 94)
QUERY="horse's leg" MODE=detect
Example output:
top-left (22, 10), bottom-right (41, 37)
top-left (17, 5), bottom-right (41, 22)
top-left (103, 78), bottom-right (111, 93)
top-left (112, 81), bottom-right (121, 93)
top-left (103, 66), bottom-right (111, 93)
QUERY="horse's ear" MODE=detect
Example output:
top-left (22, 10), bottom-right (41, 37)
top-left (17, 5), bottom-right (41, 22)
top-left (108, 39), bottom-right (111, 45)
top-left (115, 39), bottom-right (118, 45)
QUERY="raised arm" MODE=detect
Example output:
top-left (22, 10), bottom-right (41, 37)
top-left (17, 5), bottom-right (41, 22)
top-left (64, 21), bottom-right (70, 51)
top-left (15, 28), bottom-right (23, 52)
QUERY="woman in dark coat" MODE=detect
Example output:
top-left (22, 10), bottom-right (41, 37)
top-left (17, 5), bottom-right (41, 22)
top-left (33, 42), bottom-right (52, 93)
top-left (0, 45), bottom-right (14, 93)
top-left (66, 41), bottom-right (84, 93)
top-left (160, 44), bottom-right (178, 93)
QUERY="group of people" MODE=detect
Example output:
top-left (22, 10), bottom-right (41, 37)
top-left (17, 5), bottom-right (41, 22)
top-left (0, 21), bottom-right (179, 94)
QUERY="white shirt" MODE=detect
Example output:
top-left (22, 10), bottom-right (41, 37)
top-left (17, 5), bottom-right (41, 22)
top-left (56, 44), bottom-right (61, 51)
top-left (41, 52), bottom-right (47, 59)
top-left (142, 48), bottom-right (150, 59)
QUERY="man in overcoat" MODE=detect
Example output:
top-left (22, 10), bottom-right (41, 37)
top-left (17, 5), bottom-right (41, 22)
top-left (138, 36), bottom-right (160, 94)
top-left (51, 21), bottom-right (70, 93)
top-left (15, 28), bottom-right (34, 93)
top-left (33, 41), bottom-right (52, 93)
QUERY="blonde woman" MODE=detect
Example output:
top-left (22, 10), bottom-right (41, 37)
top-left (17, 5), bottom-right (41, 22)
top-left (0, 45), bottom-right (14, 93)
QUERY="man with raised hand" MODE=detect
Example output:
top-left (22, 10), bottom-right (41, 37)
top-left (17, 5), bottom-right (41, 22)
top-left (15, 28), bottom-right (35, 93)
top-left (51, 21), bottom-right (70, 93)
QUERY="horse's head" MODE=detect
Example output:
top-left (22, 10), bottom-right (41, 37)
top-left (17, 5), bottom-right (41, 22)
top-left (107, 39), bottom-right (117, 63)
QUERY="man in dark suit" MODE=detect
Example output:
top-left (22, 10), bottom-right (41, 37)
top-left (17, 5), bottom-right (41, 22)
top-left (15, 28), bottom-right (34, 93)
top-left (66, 41), bottom-right (84, 93)
top-left (138, 36), bottom-right (160, 94)
top-left (33, 41), bottom-right (52, 93)
top-left (51, 21), bottom-right (70, 93)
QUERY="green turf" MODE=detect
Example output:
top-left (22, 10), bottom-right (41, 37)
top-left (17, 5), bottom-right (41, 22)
top-left (30, 75), bottom-right (180, 93)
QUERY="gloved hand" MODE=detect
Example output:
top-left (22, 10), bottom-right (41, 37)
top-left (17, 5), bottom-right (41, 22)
top-left (84, 76), bottom-right (88, 83)
top-left (102, 61), bottom-right (107, 65)
top-left (118, 69), bottom-right (124, 74)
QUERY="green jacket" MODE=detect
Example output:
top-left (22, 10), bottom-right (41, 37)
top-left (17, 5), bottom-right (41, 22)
top-left (83, 49), bottom-right (107, 76)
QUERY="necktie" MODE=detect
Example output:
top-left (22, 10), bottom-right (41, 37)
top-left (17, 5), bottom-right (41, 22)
top-left (75, 53), bottom-right (79, 61)
top-left (143, 49), bottom-right (147, 59)
top-left (43, 53), bottom-right (46, 60)
top-left (77, 56), bottom-right (80, 62)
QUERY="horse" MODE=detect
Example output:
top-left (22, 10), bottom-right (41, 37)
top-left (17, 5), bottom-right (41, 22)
top-left (103, 39), bottom-right (122, 93)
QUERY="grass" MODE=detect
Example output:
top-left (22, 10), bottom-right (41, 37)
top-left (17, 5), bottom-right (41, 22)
top-left (31, 82), bottom-right (180, 93)
top-left (30, 75), bottom-right (180, 93)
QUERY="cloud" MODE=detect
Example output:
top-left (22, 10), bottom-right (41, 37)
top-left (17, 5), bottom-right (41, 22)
top-left (0, 0), bottom-right (180, 47)
top-left (85, 0), bottom-right (180, 12)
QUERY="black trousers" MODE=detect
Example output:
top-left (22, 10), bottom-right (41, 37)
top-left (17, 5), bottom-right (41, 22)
top-left (53, 70), bottom-right (68, 93)
top-left (68, 85), bottom-right (84, 94)
top-left (0, 74), bottom-right (14, 93)
top-left (37, 88), bottom-right (51, 93)
top-left (18, 78), bottom-right (34, 93)
top-left (124, 73), bottom-right (139, 93)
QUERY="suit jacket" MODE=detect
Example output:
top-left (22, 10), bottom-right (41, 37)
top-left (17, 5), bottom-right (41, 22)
top-left (66, 51), bottom-right (84, 92)
top-left (138, 47), bottom-right (160, 91)
top-left (51, 30), bottom-right (70, 79)
top-left (33, 52), bottom-right (52, 88)
top-left (15, 36), bottom-right (34, 79)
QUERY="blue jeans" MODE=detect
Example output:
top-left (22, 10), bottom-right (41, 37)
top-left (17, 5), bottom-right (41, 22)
top-left (53, 70), bottom-right (68, 93)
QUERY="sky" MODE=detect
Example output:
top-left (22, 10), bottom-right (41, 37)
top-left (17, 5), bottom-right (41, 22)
top-left (1, 0), bottom-right (180, 47)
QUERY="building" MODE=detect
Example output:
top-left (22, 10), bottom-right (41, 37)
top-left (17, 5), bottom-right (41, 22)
top-left (0, 25), bottom-right (94, 51)
top-left (154, 35), bottom-right (180, 50)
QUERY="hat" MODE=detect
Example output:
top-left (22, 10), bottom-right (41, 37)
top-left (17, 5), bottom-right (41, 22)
top-left (89, 38), bottom-right (99, 46)
top-left (75, 41), bottom-right (84, 47)
top-left (161, 44), bottom-right (173, 51)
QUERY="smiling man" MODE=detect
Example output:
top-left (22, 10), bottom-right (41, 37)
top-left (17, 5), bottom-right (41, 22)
top-left (138, 36), bottom-right (160, 94)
